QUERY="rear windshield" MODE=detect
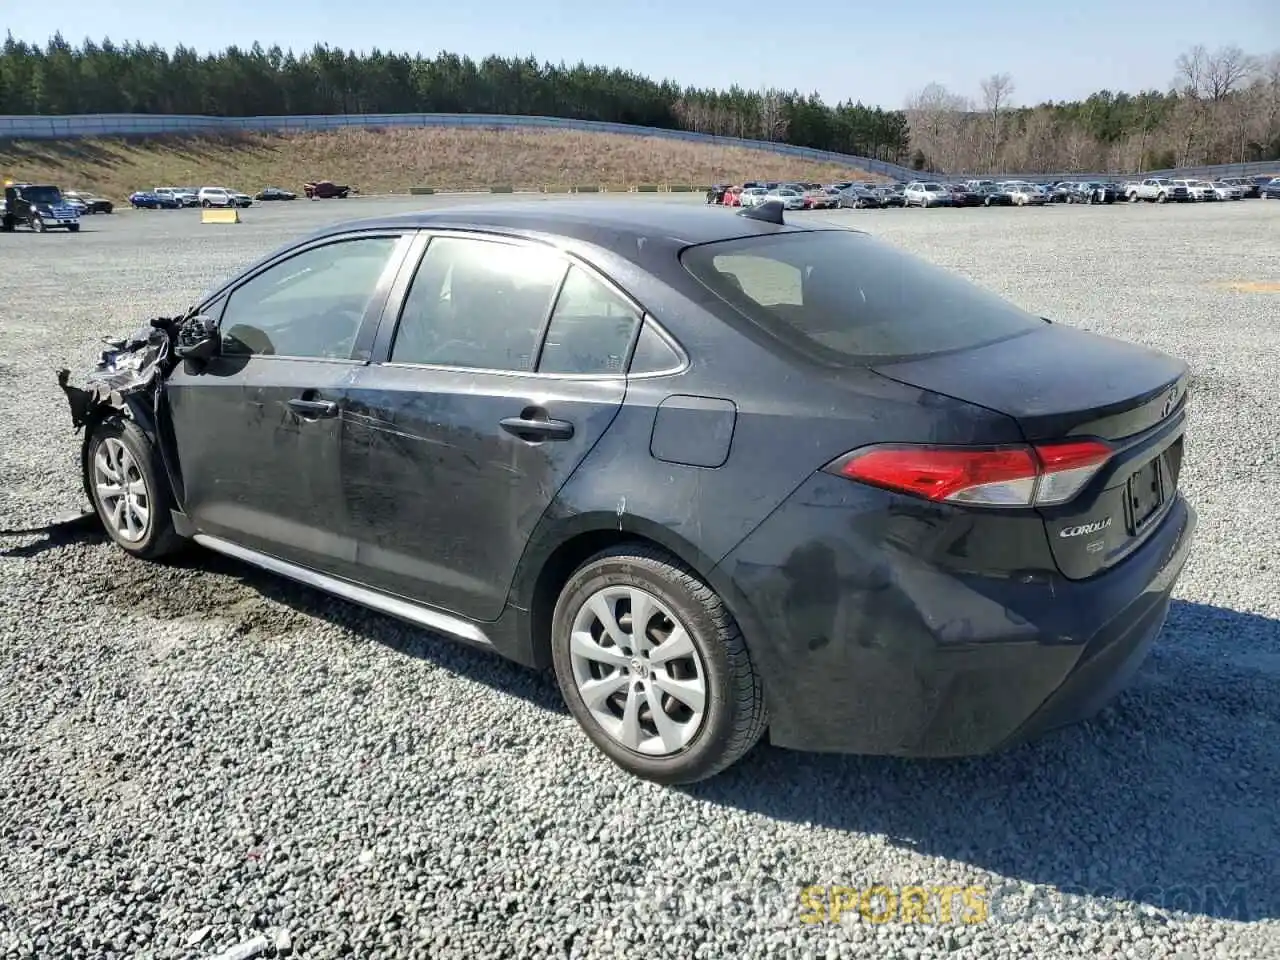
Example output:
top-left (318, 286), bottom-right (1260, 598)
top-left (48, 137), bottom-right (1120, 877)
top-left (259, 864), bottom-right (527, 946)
top-left (680, 230), bottom-right (1044, 363)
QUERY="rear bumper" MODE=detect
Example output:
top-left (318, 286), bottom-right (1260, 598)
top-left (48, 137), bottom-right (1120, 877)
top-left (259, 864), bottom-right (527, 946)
top-left (714, 475), bottom-right (1197, 757)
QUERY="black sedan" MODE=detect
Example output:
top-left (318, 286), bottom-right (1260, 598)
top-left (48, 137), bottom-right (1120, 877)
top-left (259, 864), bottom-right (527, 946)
top-left (973, 185), bottom-right (1013, 206)
top-left (56, 199), bottom-right (1196, 784)
top-left (944, 185), bottom-right (986, 207)
top-left (255, 187), bottom-right (297, 201)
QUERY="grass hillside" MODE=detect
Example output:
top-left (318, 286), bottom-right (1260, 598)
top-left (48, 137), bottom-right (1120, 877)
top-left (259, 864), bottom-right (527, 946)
top-left (0, 127), bottom-right (880, 200)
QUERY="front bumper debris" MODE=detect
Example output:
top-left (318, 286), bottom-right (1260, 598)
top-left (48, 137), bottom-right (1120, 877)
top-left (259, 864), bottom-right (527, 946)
top-left (57, 317), bottom-right (181, 431)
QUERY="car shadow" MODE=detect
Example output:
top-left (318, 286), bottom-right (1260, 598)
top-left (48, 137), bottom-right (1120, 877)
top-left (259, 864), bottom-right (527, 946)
top-left (0, 511), bottom-right (103, 557)
top-left (678, 598), bottom-right (1278, 923)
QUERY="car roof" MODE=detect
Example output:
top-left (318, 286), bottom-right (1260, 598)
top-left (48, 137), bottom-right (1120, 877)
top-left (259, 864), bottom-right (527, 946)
top-left (316, 200), bottom-right (832, 254)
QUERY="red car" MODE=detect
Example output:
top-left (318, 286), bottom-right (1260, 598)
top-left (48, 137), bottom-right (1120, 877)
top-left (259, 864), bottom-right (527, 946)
top-left (303, 180), bottom-right (351, 199)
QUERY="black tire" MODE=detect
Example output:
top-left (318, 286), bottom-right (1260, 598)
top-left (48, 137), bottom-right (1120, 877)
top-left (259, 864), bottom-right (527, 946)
top-left (550, 544), bottom-right (767, 784)
top-left (68, 224), bottom-right (80, 232)
top-left (85, 417), bottom-right (184, 561)
top-left (32, 216), bottom-right (46, 233)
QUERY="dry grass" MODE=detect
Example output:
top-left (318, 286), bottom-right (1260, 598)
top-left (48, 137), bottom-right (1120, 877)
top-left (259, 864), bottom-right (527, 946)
top-left (0, 127), bottom-right (880, 200)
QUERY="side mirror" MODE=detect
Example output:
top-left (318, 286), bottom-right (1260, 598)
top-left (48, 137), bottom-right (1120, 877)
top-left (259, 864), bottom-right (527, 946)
top-left (174, 313), bottom-right (220, 362)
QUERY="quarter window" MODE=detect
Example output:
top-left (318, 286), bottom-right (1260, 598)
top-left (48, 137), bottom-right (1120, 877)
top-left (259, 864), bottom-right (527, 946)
top-left (391, 237), bottom-right (567, 371)
top-left (537, 266), bottom-right (642, 375)
top-left (628, 320), bottom-right (683, 374)
top-left (220, 237), bottom-right (399, 359)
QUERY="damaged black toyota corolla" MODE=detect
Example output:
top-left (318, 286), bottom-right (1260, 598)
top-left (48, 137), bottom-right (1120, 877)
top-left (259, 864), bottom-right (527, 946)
top-left (57, 200), bottom-right (1197, 783)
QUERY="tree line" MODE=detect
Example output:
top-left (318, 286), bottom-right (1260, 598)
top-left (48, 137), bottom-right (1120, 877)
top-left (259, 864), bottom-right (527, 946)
top-left (1, 34), bottom-right (1277, 174)
top-left (907, 46), bottom-right (1280, 174)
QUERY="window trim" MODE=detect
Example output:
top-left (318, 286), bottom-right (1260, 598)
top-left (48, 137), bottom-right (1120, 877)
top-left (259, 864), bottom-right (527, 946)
top-left (372, 228), bottom-right (688, 381)
top-left (198, 230), bottom-right (413, 365)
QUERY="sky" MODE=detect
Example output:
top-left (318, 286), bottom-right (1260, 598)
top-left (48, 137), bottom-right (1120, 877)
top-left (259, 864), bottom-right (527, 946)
top-left (5, 0), bottom-right (1279, 109)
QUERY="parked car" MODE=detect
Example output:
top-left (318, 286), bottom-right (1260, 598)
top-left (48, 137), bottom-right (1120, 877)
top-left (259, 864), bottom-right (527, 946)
top-left (837, 186), bottom-right (881, 209)
top-left (1124, 178), bottom-right (1189, 203)
top-left (304, 180), bottom-right (351, 199)
top-left (256, 187), bottom-right (298, 202)
top-left (63, 190), bottom-right (114, 214)
top-left (1068, 182), bottom-right (1118, 204)
top-left (1218, 177), bottom-right (1259, 198)
top-left (764, 188), bottom-right (806, 210)
top-left (944, 184), bottom-right (985, 207)
top-left (154, 187), bottom-right (198, 208)
top-left (903, 182), bottom-right (953, 207)
top-left (231, 191), bottom-right (254, 208)
top-left (54, 199), bottom-right (1196, 784)
top-left (973, 184), bottom-right (1013, 207)
top-left (1046, 183), bottom-right (1074, 203)
top-left (1172, 179), bottom-right (1217, 201)
top-left (197, 187), bottom-right (237, 208)
top-left (706, 185), bottom-right (732, 205)
top-left (1004, 184), bottom-right (1047, 206)
top-left (738, 187), bottom-right (770, 209)
top-left (129, 191), bottom-right (180, 210)
top-left (1257, 177), bottom-right (1280, 199)
top-left (871, 186), bottom-right (907, 207)
top-left (1207, 181), bottom-right (1243, 201)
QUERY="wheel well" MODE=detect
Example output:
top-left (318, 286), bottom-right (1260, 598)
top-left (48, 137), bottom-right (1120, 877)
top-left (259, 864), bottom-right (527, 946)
top-left (527, 530), bottom-right (682, 667)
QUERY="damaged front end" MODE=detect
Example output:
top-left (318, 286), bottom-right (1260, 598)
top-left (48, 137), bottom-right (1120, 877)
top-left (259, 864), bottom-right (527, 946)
top-left (56, 311), bottom-right (213, 509)
top-left (57, 316), bottom-right (182, 431)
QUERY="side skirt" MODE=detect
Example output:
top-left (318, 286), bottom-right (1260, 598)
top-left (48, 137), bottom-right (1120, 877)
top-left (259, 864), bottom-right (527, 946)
top-left (192, 533), bottom-right (494, 650)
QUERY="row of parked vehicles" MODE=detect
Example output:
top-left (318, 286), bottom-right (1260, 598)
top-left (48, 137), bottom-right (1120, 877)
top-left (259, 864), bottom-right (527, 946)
top-left (128, 181), bottom-right (352, 209)
top-left (708, 174), bottom-right (1280, 211)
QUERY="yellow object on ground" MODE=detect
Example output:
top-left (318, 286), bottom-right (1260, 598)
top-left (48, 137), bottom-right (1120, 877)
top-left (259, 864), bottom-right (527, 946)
top-left (201, 207), bottom-right (240, 224)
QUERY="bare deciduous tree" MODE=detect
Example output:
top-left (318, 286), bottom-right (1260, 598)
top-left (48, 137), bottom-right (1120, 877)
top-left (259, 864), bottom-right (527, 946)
top-left (1204, 45), bottom-right (1256, 102)
top-left (757, 89), bottom-right (789, 142)
top-left (980, 72), bottom-right (1014, 170)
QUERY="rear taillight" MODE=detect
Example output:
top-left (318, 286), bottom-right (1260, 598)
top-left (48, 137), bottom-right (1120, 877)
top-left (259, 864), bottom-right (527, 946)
top-left (825, 439), bottom-right (1112, 508)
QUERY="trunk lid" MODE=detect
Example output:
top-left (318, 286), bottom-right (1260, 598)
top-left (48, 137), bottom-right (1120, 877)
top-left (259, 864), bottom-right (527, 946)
top-left (871, 324), bottom-right (1190, 579)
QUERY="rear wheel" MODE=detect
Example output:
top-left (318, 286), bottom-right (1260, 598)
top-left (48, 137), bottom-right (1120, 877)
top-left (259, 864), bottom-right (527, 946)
top-left (86, 418), bottom-right (183, 560)
top-left (551, 546), bottom-right (767, 784)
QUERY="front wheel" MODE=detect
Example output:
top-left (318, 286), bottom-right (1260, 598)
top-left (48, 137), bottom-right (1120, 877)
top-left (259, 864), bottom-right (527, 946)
top-left (551, 545), bottom-right (767, 784)
top-left (68, 224), bottom-right (80, 232)
top-left (32, 216), bottom-right (46, 232)
top-left (86, 418), bottom-right (184, 560)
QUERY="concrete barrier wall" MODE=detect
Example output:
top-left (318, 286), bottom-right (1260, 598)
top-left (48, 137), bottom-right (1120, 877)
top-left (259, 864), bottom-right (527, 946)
top-left (1, 112), bottom-right (1277, 183)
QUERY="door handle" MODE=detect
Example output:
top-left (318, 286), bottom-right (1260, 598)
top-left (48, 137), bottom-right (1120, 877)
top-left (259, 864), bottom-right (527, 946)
top-left (500, 413), bottom-right (575, 442)
top-left (287, 398), bottom-right (339, 418)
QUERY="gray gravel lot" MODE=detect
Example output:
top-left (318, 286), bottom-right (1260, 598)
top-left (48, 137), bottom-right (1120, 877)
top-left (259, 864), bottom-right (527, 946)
top-left (1, 195), bottom-right (1277, 960)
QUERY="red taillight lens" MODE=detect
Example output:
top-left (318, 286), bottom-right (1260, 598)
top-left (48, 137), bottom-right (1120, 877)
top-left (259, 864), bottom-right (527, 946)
top-left (828, 439), bottom-right (1112, 508)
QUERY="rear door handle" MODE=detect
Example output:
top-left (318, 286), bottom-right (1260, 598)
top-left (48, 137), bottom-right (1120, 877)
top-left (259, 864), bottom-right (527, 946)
top-left (500, 415), bottom-right (575, 442)
top-left (287, 398), bottom-right (339, 418)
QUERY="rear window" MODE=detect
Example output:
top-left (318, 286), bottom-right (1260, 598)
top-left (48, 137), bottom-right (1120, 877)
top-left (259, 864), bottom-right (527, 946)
top-left (680, 230), bottom-right (1044, 363)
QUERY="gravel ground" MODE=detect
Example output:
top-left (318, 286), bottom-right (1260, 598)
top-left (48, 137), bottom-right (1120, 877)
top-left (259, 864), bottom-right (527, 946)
top-left (1, 195), bottom-right (1277, 960)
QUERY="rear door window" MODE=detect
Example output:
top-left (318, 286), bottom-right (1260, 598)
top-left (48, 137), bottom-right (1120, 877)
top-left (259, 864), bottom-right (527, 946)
top-left (680, 230), bottom-right (1043, 363)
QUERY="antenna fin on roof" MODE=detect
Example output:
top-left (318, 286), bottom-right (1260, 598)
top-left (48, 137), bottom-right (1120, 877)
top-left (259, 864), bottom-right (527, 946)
top-left (738, 199), bottom-right (785, 225)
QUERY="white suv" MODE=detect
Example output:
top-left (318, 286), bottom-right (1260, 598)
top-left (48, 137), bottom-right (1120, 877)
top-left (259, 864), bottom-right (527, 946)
top-left (197, 187), bottom-right (234, 208)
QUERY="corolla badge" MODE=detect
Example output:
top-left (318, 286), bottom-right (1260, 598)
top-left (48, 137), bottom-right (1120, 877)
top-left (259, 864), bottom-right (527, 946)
top-left (1060, 517), bottom-right (1113, 538)
top-left (1160, 385), bottom-right (1180, 419)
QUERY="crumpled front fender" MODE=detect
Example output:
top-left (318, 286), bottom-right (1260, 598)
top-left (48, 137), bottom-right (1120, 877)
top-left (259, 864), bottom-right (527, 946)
top-left (56, 316), bottom-right (184, 504)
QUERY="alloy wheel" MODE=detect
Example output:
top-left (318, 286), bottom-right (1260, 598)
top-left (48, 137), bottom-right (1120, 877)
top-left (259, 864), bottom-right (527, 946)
top-left (93, 437), bottom-right (151, 543)
top-left (568, 585), bottom-right (707, 756)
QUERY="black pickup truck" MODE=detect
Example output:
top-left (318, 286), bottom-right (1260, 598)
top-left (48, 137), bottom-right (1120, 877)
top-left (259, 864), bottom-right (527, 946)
top-left (1, 182), bottom-right (82, 232)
